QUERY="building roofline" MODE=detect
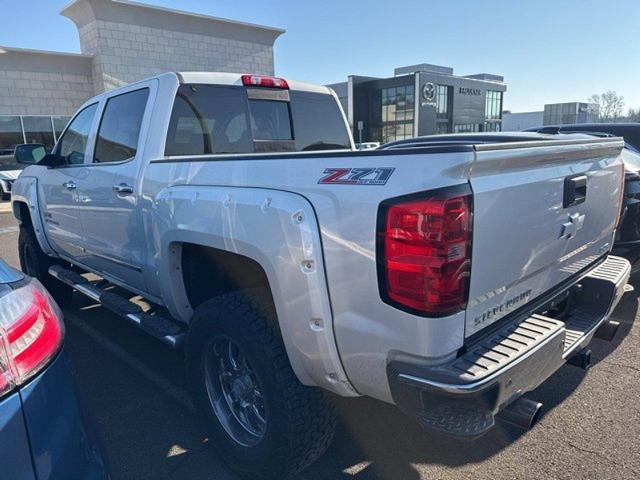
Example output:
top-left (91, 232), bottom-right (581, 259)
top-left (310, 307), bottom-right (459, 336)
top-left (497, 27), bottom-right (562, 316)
top-left (0, 45), bottom-right (92, 59)
top-left (60, 0), bottom-right (286, 34)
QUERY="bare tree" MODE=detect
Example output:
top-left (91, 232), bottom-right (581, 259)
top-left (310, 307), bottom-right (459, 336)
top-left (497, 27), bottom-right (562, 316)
top-left (627, 108), bottom-right (640, 122)
top-left (588, 91), bottom-right (625, 121)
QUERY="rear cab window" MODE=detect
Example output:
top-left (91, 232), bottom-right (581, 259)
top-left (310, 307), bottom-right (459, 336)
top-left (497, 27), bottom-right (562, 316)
top-left (165, 83), bottom-right (351, 157)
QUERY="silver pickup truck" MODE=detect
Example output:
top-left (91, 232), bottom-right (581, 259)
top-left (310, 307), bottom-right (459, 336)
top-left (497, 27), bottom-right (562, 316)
top-left (11, 72), bottom-right (631, 478)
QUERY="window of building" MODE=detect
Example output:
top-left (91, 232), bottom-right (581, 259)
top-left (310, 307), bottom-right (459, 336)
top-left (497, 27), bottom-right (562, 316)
top-left (94, 88), bottom-right (149, 163)
top-left (0, 116), bottom-right (24, 154)
top-left (454, 123), bottom-right (481, 133)
top-left (437, 123), bottom-right (451, 134)
top-left (22, 116), bottom-right (56, 151)
top-left (57, 103), bottom-right (98, 165)
top-left (380, 85), bottom-right (414, 143)
top-left (436, 85), bottom-right (450, 118)
top-left (484, 122), bottom-right (501, 132)
top-left (485, 90), bottom-right (503, 120)
top-left (52, 116), bottom-right (71, 140)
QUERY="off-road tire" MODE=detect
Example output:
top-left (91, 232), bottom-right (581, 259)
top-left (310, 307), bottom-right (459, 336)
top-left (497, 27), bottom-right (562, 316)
top-left (18, 225), bottom-right (73, 307)
top-left (186, 290), bottom-right (337, 479)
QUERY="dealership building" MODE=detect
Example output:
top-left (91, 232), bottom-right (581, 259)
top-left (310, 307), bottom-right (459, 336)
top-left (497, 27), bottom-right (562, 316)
top-left (0, 0), bottom-right (284, 153)
top-left (328, 63), bottom-right (507, 144)
top-left (502, 102), bottom-right (599, 131)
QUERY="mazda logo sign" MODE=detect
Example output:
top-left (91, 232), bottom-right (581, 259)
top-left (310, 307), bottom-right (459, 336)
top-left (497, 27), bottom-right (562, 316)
top-left (422, 82), bottom-right (435, 102)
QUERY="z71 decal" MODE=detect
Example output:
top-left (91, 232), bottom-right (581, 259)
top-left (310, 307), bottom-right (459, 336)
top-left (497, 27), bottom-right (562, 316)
top-left (318, 167), bottom-right (395, 185)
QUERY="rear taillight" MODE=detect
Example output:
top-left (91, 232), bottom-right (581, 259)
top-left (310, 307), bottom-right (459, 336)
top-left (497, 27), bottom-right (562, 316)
top-left (378, 186), bottom-right (473, 316)
top-left (241, 74), bottom-right (289, 89)
top-left (0, 280), bottom-right (64, 397)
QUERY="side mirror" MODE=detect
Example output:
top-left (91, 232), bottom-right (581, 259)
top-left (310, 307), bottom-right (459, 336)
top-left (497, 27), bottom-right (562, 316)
top-left (14, 144), bottom-right (47, 165)
top-left (14, 144), bottom-right (65, 168)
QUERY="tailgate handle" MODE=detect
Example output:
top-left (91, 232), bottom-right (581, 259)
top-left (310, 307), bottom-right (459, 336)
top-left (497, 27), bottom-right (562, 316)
top-left (563, 175), bottom-right (587, 208)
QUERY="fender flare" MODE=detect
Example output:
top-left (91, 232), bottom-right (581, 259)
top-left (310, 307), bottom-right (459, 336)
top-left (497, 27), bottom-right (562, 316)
top-left (151, 185), bottom-right (358, 397)
top-left (11, 177), bottom-right (57, 257)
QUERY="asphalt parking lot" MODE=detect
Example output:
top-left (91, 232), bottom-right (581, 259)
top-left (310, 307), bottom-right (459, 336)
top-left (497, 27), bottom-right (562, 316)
top-left (0, 210), bottom-right (639, 480)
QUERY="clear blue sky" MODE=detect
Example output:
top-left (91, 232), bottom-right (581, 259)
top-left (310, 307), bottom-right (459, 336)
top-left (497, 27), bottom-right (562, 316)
top-left (1, 0), bottom-right (639, 112)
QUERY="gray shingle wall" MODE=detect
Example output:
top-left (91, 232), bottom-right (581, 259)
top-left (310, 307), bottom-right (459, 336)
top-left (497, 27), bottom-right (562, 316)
top-left (0, 68), bottom-right (94, 116)
top-left (0, 0), bottom-right (280, 117)
top-left (80, 19), bottom-right (275, 93)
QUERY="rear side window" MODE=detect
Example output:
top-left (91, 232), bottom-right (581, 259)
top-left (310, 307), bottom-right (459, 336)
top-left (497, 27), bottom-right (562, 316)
top-left (94, 88), bottom-right (149, 163)
top-left (165, 85), bottom-right (252, 156)
top-left (290, 92), bottom-right (351, 151)
top-left (56, 103), bottom-right (98, 165)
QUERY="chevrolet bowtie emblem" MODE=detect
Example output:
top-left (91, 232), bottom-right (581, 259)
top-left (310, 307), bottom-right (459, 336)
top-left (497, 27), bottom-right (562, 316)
top-left (561, 213), bottom-right (586, 239)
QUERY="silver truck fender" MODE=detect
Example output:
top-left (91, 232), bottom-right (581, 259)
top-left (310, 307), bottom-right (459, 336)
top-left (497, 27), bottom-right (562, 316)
top-left (11, 176), bottom-right (57, 256)
top-left (152, 185), bottom-right (358, 397)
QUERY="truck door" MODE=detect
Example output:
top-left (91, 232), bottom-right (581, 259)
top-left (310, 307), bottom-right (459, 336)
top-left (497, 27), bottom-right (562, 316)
top-left (38, 103), bottom-right (98, 258)
top-left (74, 83), bottom-right (155, 293)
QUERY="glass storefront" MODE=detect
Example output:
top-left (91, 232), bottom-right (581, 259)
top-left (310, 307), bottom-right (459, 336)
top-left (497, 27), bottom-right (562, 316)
top-left (380, 85), bottom-right (414, 143)
top-left (484, 90), bottom-right (503, 132)
top-left (454, 123), bottom-right (482, 133)
top-left (0, 115), bottom-right (70, 153)
top-left (0, 116), bottom-right (24, 154)
top-left (436, 84), bottom-right (452, 133)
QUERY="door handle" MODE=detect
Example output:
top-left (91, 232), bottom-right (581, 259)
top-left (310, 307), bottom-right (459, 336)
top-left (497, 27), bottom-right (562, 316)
top-left (62, 181), bottom-right (77, 190)
top-left (113, 183), bottom-right (134, 195)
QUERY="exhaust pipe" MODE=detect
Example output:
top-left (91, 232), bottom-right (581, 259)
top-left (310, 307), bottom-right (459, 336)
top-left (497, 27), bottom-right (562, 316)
top-left (497, 397), bottom-right (543, 432)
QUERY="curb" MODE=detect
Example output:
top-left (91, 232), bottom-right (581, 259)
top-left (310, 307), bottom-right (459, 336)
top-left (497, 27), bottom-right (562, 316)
top-left (0, 203), bottom-right (12, 214)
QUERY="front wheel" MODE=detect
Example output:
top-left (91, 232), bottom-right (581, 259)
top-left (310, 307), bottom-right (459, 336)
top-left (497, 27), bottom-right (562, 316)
top-left (18, 225), bottom-right (73, 307)
top-left (186, 291), bottom-right (336, 479)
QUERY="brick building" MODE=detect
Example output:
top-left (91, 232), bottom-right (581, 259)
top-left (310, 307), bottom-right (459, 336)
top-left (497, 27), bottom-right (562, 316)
top-left (0, 0), bottom-right (284, 152)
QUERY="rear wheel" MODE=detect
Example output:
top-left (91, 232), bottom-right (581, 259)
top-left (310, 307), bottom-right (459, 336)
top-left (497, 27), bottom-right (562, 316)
top-left (186, 291), bottom-right (336, 479)
top-left (18, 225), bottom-right (73, 307)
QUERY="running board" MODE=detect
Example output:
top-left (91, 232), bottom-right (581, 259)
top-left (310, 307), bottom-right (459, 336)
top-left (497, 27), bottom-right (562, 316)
top-left (48, 265), bottom-right (186, 349)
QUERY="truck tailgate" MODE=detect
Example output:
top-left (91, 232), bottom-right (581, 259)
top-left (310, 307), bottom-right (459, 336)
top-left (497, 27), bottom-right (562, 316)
top-left (466, 138), bottom-right (624, 337)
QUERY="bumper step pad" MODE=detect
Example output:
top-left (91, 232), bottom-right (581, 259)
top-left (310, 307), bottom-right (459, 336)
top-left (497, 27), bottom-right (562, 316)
top-left (390, 255), bottom-right (631, 438)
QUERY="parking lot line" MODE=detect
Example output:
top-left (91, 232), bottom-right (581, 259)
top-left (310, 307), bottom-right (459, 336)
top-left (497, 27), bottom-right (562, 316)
top-left (0, 226), bottom-right (18, 235)
top-left (65, 311), bottom-right (195, 411)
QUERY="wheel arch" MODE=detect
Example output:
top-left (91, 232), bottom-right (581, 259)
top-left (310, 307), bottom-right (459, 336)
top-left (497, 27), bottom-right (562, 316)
top-left (11, 177), bottom-right (56, 257)
top-left (152, 185), bottom-right (357, 397)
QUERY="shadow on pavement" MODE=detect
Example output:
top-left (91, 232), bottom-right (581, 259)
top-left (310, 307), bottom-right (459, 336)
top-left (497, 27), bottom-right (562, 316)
top-left (299, 286), bottom-right (640, 480)
top-left (63, 279), bottom-right (639, 480)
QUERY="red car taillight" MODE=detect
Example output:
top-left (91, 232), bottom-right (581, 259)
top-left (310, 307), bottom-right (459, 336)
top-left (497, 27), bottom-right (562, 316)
top-left (378, 186), bottom-right (473, 316)
top-left (0, 280), bottom-right (64, 397)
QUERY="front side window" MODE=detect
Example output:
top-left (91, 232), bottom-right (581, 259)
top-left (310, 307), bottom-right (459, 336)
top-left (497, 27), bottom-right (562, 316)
top-left (57, 104), bottom-right (98, 165)
top-left (94, 88), bottom-right (149, 163)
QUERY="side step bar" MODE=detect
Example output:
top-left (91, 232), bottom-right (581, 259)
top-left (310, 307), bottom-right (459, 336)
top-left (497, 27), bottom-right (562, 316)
top-left (49, 265), bottom-right (186, 349)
